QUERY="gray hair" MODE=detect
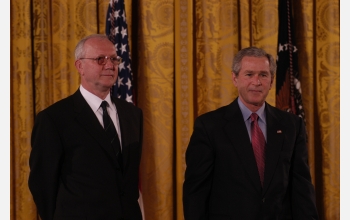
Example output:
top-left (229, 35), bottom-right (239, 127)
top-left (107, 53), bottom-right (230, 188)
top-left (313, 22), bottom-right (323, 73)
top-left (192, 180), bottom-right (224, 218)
top-left (231, 47), bottom-right (276, 77)
top-left (74, 34), bottom-right (111, 60)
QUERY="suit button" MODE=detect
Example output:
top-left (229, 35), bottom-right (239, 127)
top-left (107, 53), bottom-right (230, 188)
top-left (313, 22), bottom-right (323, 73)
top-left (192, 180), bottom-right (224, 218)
top-left (262, 198), bottom-right (265, 203)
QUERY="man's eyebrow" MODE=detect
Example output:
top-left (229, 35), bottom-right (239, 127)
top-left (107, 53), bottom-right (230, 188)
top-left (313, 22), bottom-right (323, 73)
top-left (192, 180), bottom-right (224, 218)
top-left (259, 70), bottom-right (269, 74)
top-left (243, 70), bottom-right (269, 73)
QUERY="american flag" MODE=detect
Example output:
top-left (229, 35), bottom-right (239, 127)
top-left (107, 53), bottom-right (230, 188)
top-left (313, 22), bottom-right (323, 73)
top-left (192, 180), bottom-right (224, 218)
top-left (275, 0), bottom-right (307, 131)
top-left (105, 1), bottom-right (144, 218)
top-left (106, 0), bottom-right (134, 103)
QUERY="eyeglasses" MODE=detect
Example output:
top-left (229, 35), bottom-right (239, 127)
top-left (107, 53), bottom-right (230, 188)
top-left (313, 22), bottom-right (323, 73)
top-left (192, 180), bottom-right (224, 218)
top-left (79, 56), bottom-right (122, 65)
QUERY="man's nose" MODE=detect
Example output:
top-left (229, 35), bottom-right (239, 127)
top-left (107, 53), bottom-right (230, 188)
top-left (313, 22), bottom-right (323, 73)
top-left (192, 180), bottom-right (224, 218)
top-left (253, 75), bottom-right (261, 85)
top-left (104, 58), bottom-right (116, 69)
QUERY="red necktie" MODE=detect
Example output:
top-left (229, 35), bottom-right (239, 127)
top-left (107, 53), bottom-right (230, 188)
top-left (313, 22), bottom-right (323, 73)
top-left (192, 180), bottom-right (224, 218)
top-left (251, 113), bottom-right (265, 186)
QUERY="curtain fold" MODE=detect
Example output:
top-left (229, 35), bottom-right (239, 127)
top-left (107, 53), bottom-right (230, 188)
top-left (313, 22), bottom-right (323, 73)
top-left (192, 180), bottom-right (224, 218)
top-left (10, 0), bottom-right (339, 219)
top-left (314, 1), bottom-right (340, 218)
top-left (137, 1), bottom-right (175, 219)
top-left (174, 1), bottom-right (194, 219)
top-left (11, 0), bottom-right (36, 219)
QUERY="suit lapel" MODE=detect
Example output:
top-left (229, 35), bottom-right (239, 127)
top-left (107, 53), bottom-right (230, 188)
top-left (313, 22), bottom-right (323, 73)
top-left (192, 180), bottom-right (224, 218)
top-left (262, 104), bottom-right (285, 195)
top-left (224, 99), bottom-right (262, 192)
top-left (72, 90), bottom-right (121, 169)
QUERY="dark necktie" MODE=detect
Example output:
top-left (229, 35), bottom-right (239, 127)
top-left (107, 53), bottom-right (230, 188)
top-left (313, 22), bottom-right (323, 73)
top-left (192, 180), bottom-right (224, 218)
top-left (100, 101), bottom-right (123, 168)
top-left (251, 113), bottom-right (266, 186)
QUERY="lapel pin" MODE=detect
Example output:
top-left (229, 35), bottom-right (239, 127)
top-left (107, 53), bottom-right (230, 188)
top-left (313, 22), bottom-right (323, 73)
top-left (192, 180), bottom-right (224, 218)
top-left (277, 130), bottom-right (282, 133)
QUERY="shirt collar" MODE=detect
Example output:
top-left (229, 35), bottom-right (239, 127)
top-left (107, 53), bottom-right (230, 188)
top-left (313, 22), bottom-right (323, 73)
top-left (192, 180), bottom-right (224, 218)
top-left (79, 85), bottom-right (113, 112)
top-left (237, 97), bottom-right (266, 123)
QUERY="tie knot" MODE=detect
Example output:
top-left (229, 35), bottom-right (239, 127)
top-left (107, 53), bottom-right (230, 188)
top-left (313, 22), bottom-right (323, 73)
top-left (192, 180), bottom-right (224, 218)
top-left (251, 113), bottom-right (258, 122)
top-left (101, 101), bottom-right (109, 111)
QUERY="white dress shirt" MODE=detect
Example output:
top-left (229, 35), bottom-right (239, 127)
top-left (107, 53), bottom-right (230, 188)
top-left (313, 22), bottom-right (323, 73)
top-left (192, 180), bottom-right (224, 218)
top-left (79, 85), bottom-right (122, 149)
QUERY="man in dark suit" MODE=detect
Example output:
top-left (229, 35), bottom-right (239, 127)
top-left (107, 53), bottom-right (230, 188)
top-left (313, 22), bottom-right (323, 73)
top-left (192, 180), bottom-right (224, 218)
top-left (28, 34), bottom-right (143, 220)
top-left (183, 47), bottom-right (318, 219)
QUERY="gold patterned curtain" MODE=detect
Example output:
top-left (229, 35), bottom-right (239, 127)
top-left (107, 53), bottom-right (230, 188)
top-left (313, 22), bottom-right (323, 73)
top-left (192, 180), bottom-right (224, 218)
top-left (10, 0), bottom-right (339, 219)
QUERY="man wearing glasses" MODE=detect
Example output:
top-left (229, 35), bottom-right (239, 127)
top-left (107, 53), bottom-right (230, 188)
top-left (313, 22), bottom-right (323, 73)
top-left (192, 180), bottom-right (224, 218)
top-left (28, 34), bottom-right (143, 220)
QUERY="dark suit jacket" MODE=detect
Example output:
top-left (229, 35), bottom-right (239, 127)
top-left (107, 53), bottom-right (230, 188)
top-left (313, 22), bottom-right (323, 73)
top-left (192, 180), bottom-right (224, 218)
top-left (183, 98), bottom-right (318, 220)
top-left (29, 89), bottom-right (143, 220)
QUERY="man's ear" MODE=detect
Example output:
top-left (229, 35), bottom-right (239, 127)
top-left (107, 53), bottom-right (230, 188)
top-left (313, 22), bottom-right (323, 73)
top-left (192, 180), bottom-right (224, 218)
top-left (232, 72), bottom-right (238, 86)
top-left (75, 60), bottom-right (83, 76)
